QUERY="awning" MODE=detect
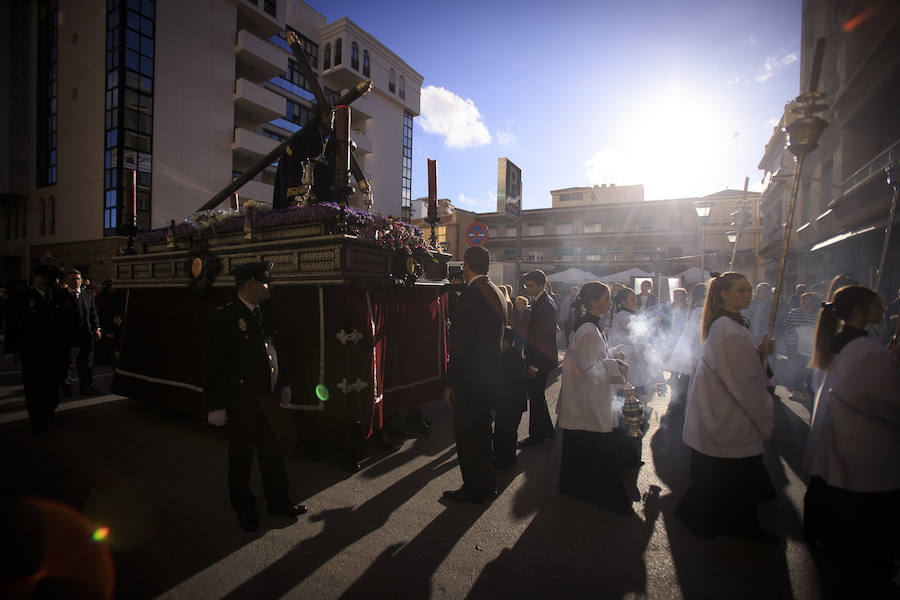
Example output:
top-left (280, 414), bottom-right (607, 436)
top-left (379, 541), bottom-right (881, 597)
top-left (810, 226), bottom-right (877, 252)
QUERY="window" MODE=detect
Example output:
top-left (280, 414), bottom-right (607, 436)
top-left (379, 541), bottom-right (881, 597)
top-left (555, 222), bottom-right (573, 235)
top-left (262, 129), bottom-right (285, 142)
top-left (555, 247), bottom-right (574, 262)
top-left (286, 100), bottom-right (311, 126)
top-left (362, 50), bottom-right (370, 76)
top-left (288, 28), bottom-right (318, 69)
top-left (389, 68), bottom-right (395, 93)
top-left (49, 196), bottom-right (55, 234)
top-left (605, 218), bottom-right (625, 232)
top-left (505, 225), bottom-right (516, 237)
top-left (334, 38), bottom-right (342, 65)
top-left (584, 249), bottom-right (603, 261)
top-left (263, 0), bottom-right (275, 18)
top-left (40, 198), bottom-right (47, 235)
top-left (323, 43), bottom-right (331, 69)
top-left (605, 248), bottom-right (624, 261)
top-left (37, 0), bottom-right (58, 187)
top-left (351, 42), bottom-right (359, 70)
top-left (526, 223), bottom-right (543, 236)
top-left (636, 219), bottom-right (654, 231)
top-left (668, 216), bottom-right (684, 230)
top-left (502, 249), bottom-right (518, 260)
top-left (559, 192), bottom-right (582, 202)
top-left (526, 249), bottom-right (543, 262)
top-left (401, 111), bottom-right (413, 222)
top-left (633, 246), bottom-right (656, 259)
top-left (583, 222), bottom-right (602, 233)
top-left (104, 0), bottom-right (155, 235)
top-left (399, 75), bottom-right (405, 99)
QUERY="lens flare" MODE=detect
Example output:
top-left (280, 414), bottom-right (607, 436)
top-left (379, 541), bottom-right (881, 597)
top-left (315, 384), bottom-right (330, 401)
top-left (92, 526), bottom-right (110, 542)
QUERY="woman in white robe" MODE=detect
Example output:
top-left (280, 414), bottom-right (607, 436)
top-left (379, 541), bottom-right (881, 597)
top-left (675, 273), bottom-right (777, 543)
top-left (803, 285), bottom-right (900, 593)
top-left (556, 282), bottom-right (631, 514)
top-left (665, 283), bottom-right (707, 410)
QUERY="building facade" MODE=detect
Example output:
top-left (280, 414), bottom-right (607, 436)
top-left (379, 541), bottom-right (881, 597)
top-left (757, 0), bottom-right (900, 296)
top-left (0, 0), bottom-right (422, 283)
top-left (416, 185), bottom-right (763, 293)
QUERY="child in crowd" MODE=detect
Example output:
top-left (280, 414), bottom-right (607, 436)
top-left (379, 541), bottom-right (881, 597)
top-left (494, 326), bottom-right (527, 468)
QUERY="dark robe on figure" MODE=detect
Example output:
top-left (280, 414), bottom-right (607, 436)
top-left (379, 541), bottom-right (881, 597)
top-left (273, 120), bottom-right (337, 209)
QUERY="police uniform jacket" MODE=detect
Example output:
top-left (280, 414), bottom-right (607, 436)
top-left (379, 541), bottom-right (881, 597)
top-left (4, 285), bottom-right (76, 360)
top-left (202, 300), bottom-right (281, 412)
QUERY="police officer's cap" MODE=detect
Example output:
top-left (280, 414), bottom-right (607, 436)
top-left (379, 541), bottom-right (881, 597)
top-left (233, 261), bottom-right (273, 286)
top-left (32, 254), bottom-right (63, 279)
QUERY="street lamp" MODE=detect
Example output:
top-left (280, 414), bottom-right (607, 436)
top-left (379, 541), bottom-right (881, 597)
top-left (693, 200), bottom-right (714, 279)
top-left (726, 231), bottom-right (738, 245)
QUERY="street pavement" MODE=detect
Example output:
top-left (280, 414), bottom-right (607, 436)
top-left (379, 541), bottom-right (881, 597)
top-left (0, 349), bottom-right (850, 599)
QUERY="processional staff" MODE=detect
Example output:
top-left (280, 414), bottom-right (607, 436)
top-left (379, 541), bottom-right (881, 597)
top-left (874, 161), bottom-right (899, 293)
top-left (766, 38), bottom-right (829, 338)
top-left (426, 159), bottom-right (439, 246)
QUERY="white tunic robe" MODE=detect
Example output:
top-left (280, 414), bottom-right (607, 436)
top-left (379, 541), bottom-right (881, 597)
top-left (557, 322), bottom-right (624, 433)
top-left (607, 310), bottom-right (659, 388)
top-left (805, 337), bottom-right (900, 492)
top-left (683, 316), bottom-right (773, 458)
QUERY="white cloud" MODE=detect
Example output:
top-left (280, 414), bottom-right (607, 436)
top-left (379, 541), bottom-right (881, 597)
top-left (419, 85), bottom-right (492, 149)
top-left (496, 129), bottom-right (517, 146)
top-left (755, 52), bottom-right (798, 83)
top-left (456, 193), bottom-right (478, 207)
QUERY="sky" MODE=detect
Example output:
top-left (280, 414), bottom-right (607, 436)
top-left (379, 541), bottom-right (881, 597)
top-left (309, 0), bottom-right (801, 213)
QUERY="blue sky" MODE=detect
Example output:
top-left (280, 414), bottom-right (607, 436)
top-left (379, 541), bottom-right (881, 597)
top-left (310, 0), bottom-right (801, 213)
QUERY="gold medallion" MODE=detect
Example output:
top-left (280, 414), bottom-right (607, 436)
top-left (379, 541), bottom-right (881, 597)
top-left (191, 256), bottom-right (204, 279)
top-left (237, 318), bottom-right (248, 332)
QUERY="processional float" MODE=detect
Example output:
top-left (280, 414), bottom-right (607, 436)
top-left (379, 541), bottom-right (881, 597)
top-left (110, 30), bottom-right (451, 471)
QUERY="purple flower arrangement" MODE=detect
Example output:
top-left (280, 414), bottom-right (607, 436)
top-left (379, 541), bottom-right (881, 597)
top-left (137, 203), bottom-right (429, 255)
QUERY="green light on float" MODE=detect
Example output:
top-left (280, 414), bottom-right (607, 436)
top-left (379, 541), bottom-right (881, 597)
top-left (315, 384), bottom-right (330, 402)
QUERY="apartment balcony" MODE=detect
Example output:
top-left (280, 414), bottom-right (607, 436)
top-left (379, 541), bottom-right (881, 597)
top-left (234, 78), bottom-right (285, 124)
top-left (237, 179), bottom-right (274, 205)
top-left (236, 29), bottom-right (287, 84)
top-left (351, 129), bottom-right (372, 154)
top-left (236, 0), bottom-right (282, 41)
top-left (322, 63), bottom-right (367, 94)
top-left (829, 137), bottom-right (900, 227)
top-left (232, 127), bottom-right (280, 162)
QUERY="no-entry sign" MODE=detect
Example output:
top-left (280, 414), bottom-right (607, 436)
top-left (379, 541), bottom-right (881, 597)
top-left (465, 222), bottom-right (490, 246)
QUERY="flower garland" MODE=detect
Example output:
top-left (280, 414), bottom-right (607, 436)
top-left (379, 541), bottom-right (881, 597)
top-left (137, 203), bottom-right (429, 255)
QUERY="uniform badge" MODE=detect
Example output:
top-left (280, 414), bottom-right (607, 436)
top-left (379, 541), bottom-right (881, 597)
top-left (237, 318), bottom-right (248, 331)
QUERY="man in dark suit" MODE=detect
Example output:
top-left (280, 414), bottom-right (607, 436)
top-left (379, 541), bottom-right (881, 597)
top-left (4, 259), bottom-right (76, 432)
top-left (442, 246), bottom-right (507, 503)
top-left (520, 269), bottom-right (558, 446)
top-left (64, 270), bottom-right (101, 395)
top-left (203, 262), bottom-right (307, 532)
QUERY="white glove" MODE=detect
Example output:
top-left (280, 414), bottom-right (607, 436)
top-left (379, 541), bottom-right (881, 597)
top-left (280, 386), bottom-right (292, 406)
top-left (207, 409), bottom-right (227, 427)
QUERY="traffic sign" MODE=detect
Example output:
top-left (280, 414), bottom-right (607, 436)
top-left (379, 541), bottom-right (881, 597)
top-left (465, 222), bottom-right (490, 247)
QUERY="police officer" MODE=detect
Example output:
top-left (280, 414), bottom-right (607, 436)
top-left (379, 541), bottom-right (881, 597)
top-left (202, 262), bottom-right (307, 532)
top-left (4, 259), bottom-right (76, 432)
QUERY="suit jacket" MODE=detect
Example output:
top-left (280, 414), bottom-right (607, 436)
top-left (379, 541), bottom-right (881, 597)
top-left (445, 275), bottom-right (508, 400)
top-left (525, 291), bottom-right (558, 371)
top-left (4, 285), bottom-right (75, 360)
top-left (202, 299), bottom-right (282, 412)
top-left (73, 289), bottom-right (100, 336)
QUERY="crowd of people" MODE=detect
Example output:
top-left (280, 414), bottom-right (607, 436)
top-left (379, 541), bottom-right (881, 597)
top-left (442, 251), bottom-right (899, 592)
top-left (3, 256), bottom-right (124, 433)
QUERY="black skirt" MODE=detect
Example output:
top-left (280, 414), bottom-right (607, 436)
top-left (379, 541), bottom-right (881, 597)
top-left (675, 449), bottom-right (776, 536)
top-left (559, 428), bottom-right (632, 514)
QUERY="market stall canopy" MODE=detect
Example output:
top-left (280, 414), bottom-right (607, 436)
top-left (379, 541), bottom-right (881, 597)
top-left (547, 267), bottom-right (603, 282)
top-left (675, 266), bottom-right (711, 283)
top-left (600, 267), bottom-right (654, 283)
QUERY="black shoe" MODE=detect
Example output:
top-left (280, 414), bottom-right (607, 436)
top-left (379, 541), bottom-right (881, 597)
top-left (237, 510), bottom-right (259, 532)
top-left (80, 386), bottom-right (101, 396)
top-left (518, 436), bottom-right (545, 448)
top-left (443, 488), bottom-right (498, 503)
top-left (267, 501), bottom-right (308, 516)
